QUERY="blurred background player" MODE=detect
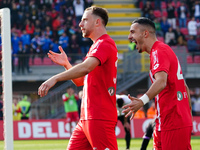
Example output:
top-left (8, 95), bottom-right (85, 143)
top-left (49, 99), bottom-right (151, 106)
top-left (77, 90), bottom-right (83, 118)
top-left (12, 97), bottom-right (21, 121)
top-left (140, 118), bottom-right (156, 150)
top-left (62, 86), bottom-right (79, 135)
top-left (140, 101), bottom-right (156, 150)
top-left (18, 95), bottom-right (31, 120)
top-left (116, 94), bottom-right (131, 150)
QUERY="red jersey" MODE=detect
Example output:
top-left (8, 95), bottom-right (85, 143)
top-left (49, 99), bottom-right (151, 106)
top-left (80, 34), bottom-right (118, 122)
top-left (149, 41), bottom-right (192, 131)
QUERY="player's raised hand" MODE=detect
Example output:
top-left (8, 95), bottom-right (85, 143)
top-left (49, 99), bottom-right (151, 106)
top-left (122, 94), bottom-right (144, 120)
top-left (48, 46), bottom-right (69, 66)
top-left (38, 76), bottom-right (57, 97)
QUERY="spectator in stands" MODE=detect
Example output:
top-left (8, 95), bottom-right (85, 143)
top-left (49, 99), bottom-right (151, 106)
top-left (54, 0), bottom-right (66, 12)
top-left (50, 8), bottom-right (59, 20)
top-left (59, 32), bottom-right (69, 54)
top-left (165, 27), bottom-right (177, 46)
top-left (31, 33), bottom-right (42, 64)
top-left (167, 2), bottom-right (176, 30)
top-left (20, 30), bottom-right (31, 48)
top-left (17, 42), bottom-right (26, 74)
top-left (160, 16), bottom-right (171, 36)
top-left (177, 2), bottom-right (188, 28)
top-left (153, 18), bottom-right (164, 37)
top-left (187, 35), bottom-right (200, 56)
top-left (41, 15), bottom-right (52, 31)
top-left (174, 26), bottom-right (187, 46)
top-left (73, 0), bottom-right (85, 27)
top-left (77, 28), bottom-right (92, 55)
top-left (147, 101), bottom-right (156, 118)
top-left (148, 10), bottom-right (155, 21)
top-left (41, 34), bottom-right (52, 54)
top-left (69, 34), bottom-right (80, 63)
top-left (51, 39), bottom-right (59, 53)
top-left (18, 95), bottom-right (31, 120)
top-left (12, 98), bottom-right (21, 121)
top-left (62, 87), bottom-right (79, 135)
top-left (24, 44), bottom-right (32, 73)
top-left (17, 11), bottom-right (25, 30)
top-left (142, 0), bottom-right (147, 7)
top-left (142, 1), bottom-right (153, 18)
top-left (57, 26), bottom-right (65, 37)
top-left (11, 31), bottom-right (21, 55)
top-left (188, 16), bottom-right (199, 39)
top-left (44, 26), bottom-right (53, 38)
top-left (52, 15), bottom-right (62, 38)
top-left (34, 27), bottom-right (41, 38)
top-left (186, 0), bottom-right (195, 18)
top-left (11, 2), bottom-right (19, 28)
top-left (0, 0), bottom-right (11, 9)
top-left (194, 1), bottom-right (200, 21)
top-left (25, 19), bottom-right (35, 37)
top-left (154, 0), bottom-right (161, 10)
top-left (84, 0), bottom-right (93, 8)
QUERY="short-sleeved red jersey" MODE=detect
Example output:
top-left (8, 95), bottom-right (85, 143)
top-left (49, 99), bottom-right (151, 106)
top-left (149, 41), bottom-right (192, 131)
top-left (80, 34), bottom-right (118, 122)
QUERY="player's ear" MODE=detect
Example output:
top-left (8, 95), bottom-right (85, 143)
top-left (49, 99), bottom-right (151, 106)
top-left (95, 18), bottom-right (101, 26)
top-left (144, 30), bottom-right (149, 38)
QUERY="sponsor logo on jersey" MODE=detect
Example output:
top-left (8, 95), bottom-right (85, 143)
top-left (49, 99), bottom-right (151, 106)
top-left (177, 91), bottom-right (183, 101)
top-left (108, 87), bottom-right (115, 96)
top-left (153, 64), bottom-right (159, 70)
top-left (152, 50), bottom-right (159, 70)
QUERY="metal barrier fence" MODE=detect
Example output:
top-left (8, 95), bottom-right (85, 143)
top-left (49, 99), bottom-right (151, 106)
top-left (30, 81), bottom-right (81, 120)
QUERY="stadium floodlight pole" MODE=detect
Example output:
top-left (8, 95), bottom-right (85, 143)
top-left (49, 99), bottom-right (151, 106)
top-left (0, 8), bottom-right (13, 150)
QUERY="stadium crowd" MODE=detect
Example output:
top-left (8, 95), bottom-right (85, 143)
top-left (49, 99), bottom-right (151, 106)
top-left (0, 0), bottom-right (93, 74)
top-left (137, 0), bottom-right (200, 62)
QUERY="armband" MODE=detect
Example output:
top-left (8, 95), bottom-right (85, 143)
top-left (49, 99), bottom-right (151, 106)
top-left (140, 94), bottom-right (150, 105)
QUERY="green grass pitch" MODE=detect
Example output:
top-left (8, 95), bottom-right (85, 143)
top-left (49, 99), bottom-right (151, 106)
top-left (0, 137), bottom-right (199, 150)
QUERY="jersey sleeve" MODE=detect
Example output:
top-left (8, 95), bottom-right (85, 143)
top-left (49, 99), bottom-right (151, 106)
top-left (151, 47), bottom-right (170, 76)
top-left (88, 40), bottom-right (111, 65)
top-left (62, 94), bottom-right (69, 101)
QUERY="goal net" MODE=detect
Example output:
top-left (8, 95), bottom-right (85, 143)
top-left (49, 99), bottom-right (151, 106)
top-left (0, 8), bottom-right (13, 150)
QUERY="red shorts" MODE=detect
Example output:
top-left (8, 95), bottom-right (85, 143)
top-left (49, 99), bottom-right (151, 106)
top-left (66, 112), bottom-right (79, 123)
top-left (67, 120), bottom-right (118, 150)
top-left (153, 126), bottom-right (192, 150)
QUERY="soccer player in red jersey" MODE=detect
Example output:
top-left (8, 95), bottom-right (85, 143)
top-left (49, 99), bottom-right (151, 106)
top-left (38, 6), bottom-right (118, 150)
top-left (123, 17), bottom-right (193, 150)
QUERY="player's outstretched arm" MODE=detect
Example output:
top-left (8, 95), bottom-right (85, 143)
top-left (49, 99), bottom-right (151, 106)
top-left (38, 57), bottom-right (100, 97)
top-left (122, 94), bottom-right (144, 120)
top-left (48, 46), bottom-right (84, 86)
top-left (123, 71), bottom-right (167, 120)
top-left (48, 46), bottom-right (69, 67)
